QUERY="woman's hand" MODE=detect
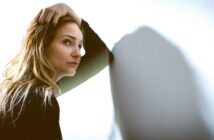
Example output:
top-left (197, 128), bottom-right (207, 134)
top-left (38, 3), bottom-right (82, 26)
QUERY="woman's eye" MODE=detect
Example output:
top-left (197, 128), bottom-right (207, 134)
top-left (63, 39), bottom-right (72, 46)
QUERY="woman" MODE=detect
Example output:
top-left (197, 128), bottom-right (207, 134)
top-left (0, 3), bottom-right (113, 140)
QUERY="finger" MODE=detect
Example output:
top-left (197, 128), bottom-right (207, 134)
top-left (38, 9), bottom-right (48, 24)
top-left (36, 9), bottom-right (43, 21)
top-left (52, 12), bottom-right (60, 26)
top-left (44, 12), bottom-right (55, 24)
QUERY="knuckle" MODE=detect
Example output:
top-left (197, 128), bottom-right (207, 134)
top-left (45, 7), bottom-right (54, 13)
top-left (54, 11), bottom-right (60, 16)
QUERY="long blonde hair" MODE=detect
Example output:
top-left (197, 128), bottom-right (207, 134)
top-left (0, 13), bottom-right (79, 122)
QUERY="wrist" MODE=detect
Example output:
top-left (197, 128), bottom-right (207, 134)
top-left (75, 16), bottom-right (82, 27)
top-left (67, 10), bottom-right (82, 27)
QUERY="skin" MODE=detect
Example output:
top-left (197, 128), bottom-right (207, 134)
top-left (46, 22), bottom-right (83, 82)
top-left (38, 3), bottom-right (82, 26)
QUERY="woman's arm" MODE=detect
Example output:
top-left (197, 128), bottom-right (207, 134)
top-left (39, 3), bottom-right (113, 94)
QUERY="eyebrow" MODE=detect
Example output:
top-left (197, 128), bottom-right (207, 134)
top-left (61, 35), bottom-right (83, 44)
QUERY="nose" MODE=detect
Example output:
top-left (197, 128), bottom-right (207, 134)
top-left (71, 45), bottom-right (81, 58)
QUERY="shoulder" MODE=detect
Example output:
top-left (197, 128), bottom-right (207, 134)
top-left (14, 89), bottom-right (60, 121)
top-left (26, 91), bottom-right (59, 113)
top-left (3, 89), bottom-right (62, 139)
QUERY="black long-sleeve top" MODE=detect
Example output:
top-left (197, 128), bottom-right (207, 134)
top-left (0, 20), bottom-right (113, 140)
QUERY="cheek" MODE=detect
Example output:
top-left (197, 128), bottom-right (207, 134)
top-left (46, 45), bottom-right (67, 65)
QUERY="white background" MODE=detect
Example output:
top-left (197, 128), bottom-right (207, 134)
top-left (0, 0), bottom-right (213, 140)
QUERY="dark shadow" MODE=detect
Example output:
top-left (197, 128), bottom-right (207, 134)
top-left (109, 26), bottom-right (211, 140)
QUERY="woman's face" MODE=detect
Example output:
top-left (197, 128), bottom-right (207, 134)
top-left (46, 22), bottom-right (83, 82)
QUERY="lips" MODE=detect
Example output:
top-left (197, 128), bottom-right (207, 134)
top-left (67, 61), bottom-right (79, 67)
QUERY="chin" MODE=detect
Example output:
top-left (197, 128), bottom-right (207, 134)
top-left (67, 71), bottom-right (76, 77)
top-left (60, 70), bottom-right (77, 78)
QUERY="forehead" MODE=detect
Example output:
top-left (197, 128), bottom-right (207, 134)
top-left (55, 22), bottom-right (83, 40)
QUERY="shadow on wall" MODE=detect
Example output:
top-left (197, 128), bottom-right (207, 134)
top-left (109, 26), bottom-right (212, 140)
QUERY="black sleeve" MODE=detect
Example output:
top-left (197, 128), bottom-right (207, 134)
top-left (59, 19), bottom-right (114, 94)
